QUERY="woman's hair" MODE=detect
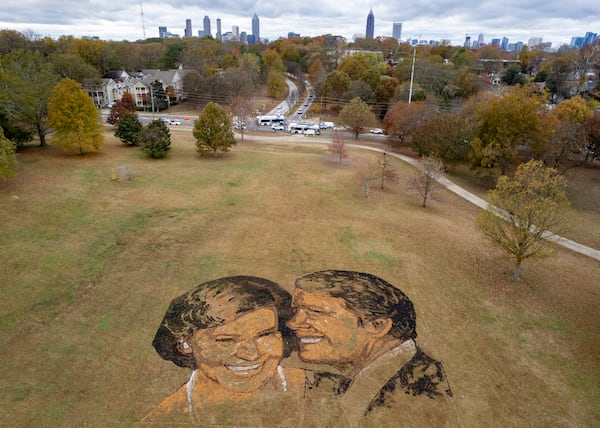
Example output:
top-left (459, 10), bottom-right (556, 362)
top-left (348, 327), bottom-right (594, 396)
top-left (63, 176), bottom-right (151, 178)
top-left (152, 276), bottom-right (296, 369)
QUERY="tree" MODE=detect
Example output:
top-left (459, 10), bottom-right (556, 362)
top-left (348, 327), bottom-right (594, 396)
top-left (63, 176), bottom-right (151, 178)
top-left (412, 113), bottom-right (472, 168)
top-left (328, 130), bottom-right (348, 164)
top-left (47, 78), bottom-right (103, 154)
top-left (266, 71), bottom-right (286, 98)
top-left (0, 49), bottom-right (60, 147)
top-left (0, 127), bottom-right (17, 180)
top-left (150, 80), bottom-right (169, 112)
top-left (476, 160), bottom-right (571, 281)
top-left (230, 96), bottom-right (252, 141)
top-left (376, 152), bottom-right (399, 190)
top-left (470, 85), bottom-right (549, 181)
top-left (584, 110), bottom-right (600, 161)
top-left (107, 92), bottom-right (137, 125)
top-left (543, 96), bottom-right (592, 170)
top-left (502, 64), bottom-right (526, 86)
top-left (339, 97), bottom-right (377, 139)
top-left (409, 155), bottom-right (444, 208)
top-left (141, 119), bottom-right (171, 158)
top-left (193, 102), bottom-right (236, 157)
top-left (115, 113), bottom-right (143, 146)
top-left (383, 101), bottom-right (432, 145)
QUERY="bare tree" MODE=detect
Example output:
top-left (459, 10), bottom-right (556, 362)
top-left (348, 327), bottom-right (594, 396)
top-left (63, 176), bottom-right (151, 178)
top-left (230, 96), bottom-right (252, 141)
top-left (328, 130), bottom-right (348, 164)
top-left (377, 152), bottom-right (399, 190)
top-left (409, 155), bottom-right (444, 207)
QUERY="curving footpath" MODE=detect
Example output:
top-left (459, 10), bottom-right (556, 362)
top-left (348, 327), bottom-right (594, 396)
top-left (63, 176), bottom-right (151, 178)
top-left (242, 133), bottom-right (600, 263)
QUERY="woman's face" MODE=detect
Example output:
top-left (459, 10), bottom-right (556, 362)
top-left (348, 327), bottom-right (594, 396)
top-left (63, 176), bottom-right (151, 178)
top-left (189, 307), bottom-right (284, 393)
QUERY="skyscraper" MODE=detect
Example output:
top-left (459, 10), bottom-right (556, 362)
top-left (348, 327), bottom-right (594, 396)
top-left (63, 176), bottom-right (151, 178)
top-left (159, 26), bottom-right (168, 39)
top-left (203, 16), bottom-right (211, 37)
top-left (184, 19), bottom-right (192, 38)
top-left (392, 22), bottom-right (402, 41)
top-left (216, 18), bottom-right (222, 40)
top-left (252, 13), bottom-right (260, 42)
top-left (366, 9), bottom-right (374, 39)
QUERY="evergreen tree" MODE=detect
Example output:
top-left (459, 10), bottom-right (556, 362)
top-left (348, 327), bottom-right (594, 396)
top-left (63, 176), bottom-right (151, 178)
top-left (193, 102), bottom-right (236, 157)
top-left (115, 113), bottom-right (143, 146)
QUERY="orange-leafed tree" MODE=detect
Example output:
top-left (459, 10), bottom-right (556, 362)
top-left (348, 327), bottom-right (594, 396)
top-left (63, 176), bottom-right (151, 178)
top-left (48, 78), bottom-right (103, 154)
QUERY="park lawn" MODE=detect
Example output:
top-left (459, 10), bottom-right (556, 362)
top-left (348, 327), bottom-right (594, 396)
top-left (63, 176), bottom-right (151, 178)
top-left (0, 128), bottom-right (598, 427)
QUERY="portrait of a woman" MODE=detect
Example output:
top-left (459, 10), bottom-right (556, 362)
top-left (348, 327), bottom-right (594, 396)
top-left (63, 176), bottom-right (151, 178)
top-left (142, 276), bottom-right (305, 424)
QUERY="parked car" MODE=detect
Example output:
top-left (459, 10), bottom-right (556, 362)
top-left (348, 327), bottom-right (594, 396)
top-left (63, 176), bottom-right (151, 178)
top-left (369, 128), bottom-right (384, 134)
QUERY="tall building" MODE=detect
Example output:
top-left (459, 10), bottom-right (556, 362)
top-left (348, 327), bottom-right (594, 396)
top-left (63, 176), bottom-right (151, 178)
top-left (184, 19), bottom-right (192, 38)
top-left (392, 22), bottom-right (402, 41)
top-left (464, 35), bottom-right (471, 48)
top-left (159, 26), bottom-right (168, 39)
top-left (501, 37), bottom-right (509, 51)
top-left (203, 16), bottom-right (211, 38)
top-left (528, 37), bottom-right (542, 48)
top-left (366, 9), bottom-right (374, 39)
top-left (252, 13), bottom-right (260, 42)
top-left (232, 26), bottom-right (240, 39)
top-left (216, 18), bottom-right (222, 40)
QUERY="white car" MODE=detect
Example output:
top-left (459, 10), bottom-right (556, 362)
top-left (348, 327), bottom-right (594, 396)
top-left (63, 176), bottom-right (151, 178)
top-left (271, 124), bottom-right (284, 131)
top-left (162, 118), bottom-right (181, 125)
top-left (369, 128), bottom-right (384, 134)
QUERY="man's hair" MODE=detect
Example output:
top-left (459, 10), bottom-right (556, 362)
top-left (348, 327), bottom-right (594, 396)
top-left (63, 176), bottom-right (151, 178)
top-left (295, 270), bottom-right (417, 341)
top-left (152, 276), bottom-right (296, 369)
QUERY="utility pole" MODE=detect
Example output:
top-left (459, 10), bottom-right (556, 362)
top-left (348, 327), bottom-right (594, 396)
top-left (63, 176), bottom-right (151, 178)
top-left (408, 46), bottom-right (416, 104)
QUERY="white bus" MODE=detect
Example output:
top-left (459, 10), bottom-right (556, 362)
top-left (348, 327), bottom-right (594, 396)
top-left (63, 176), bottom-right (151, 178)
top-left (288, 122), bottom-right (320, 135)
top-left (256, 115), bottom-right (285, 126)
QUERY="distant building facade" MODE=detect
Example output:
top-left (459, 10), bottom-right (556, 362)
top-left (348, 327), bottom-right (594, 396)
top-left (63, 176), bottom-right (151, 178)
top-left (203, 16), bottom-right (211, 38)
top-left (184, 19), bottom-right (192, 38)
top-left (216, 18), bottom-right (222, 40)
top-left (392, 22), bottom-right (402, 41)
top-left (366, 9), bottom-right (374, 39)
top-left (252, 13), bottom-right (260, 42)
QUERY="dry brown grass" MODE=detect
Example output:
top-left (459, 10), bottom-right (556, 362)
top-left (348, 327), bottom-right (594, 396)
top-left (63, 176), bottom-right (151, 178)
top-left (1, 128), bottom-right (599, 427)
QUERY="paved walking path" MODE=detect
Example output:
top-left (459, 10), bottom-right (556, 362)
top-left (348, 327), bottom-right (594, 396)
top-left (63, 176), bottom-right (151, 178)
top-left (243, 133), bottom-right (600, 263)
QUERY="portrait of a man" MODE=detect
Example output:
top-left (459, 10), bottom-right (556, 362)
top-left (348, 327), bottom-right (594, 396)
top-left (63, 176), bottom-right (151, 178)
top-left (287, 270), bottom-right (453, 426)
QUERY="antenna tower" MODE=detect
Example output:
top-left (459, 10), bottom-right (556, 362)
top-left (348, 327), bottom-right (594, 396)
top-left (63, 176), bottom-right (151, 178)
top-left (140, 0), bottom-right (146, 39)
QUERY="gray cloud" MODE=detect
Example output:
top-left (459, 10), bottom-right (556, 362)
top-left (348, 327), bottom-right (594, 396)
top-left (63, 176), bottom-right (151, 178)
top-left (1, 0), bottom-right (598, 47)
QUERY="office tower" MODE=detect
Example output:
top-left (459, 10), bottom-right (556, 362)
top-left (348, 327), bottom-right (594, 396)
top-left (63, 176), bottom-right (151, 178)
top-left (366, 9), bottom-right (374, 39)
top-left (159, 26), bottom-right (168, 39)
top-left (491, 38), bottom-right (501, 47)
top-left (501, 36), bottom-right (509, 51)
top-left (216, 18), bottom-right (222, 40)
top-left (184, 19), bottom-right (192, 38)
top-left (528, 37), bottom-right (542, 47)
top-left (252, 13), bottom-right (260, 42)
top-left (464, 35), bottom-right (471, 48)
top-left (475, 33), bottom-right (484, 48)
top-left (240, 31), bottom-right (247, 43)
top-left (392, 22), bottom-right (402, 41)
top-left (203, 16), bottom-right (211, 37)
top-left (233, 26), bottom-right (239, 39)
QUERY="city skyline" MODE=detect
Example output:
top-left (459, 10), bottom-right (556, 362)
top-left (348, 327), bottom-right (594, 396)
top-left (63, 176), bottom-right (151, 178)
top-left (1, 0), bottom-right (598, 48)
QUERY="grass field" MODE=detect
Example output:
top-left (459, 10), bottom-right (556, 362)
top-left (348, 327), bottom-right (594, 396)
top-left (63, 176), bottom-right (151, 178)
top-left (1, 127), bottom-right (599, 427)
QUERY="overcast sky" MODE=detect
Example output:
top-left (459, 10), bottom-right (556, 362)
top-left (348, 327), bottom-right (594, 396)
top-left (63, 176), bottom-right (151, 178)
top-left (2, 0), bottom-right (598, 48)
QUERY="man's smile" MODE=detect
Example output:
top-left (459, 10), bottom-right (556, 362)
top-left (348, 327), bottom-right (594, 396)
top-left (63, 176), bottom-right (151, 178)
top-left (300, 337), bottom-right (323, 344)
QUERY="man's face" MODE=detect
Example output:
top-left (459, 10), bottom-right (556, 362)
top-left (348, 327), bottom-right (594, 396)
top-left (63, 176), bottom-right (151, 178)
top-left (190, 307), bottom-right (283, 393)
top-left (286, 289), bottom-right (373, 366)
